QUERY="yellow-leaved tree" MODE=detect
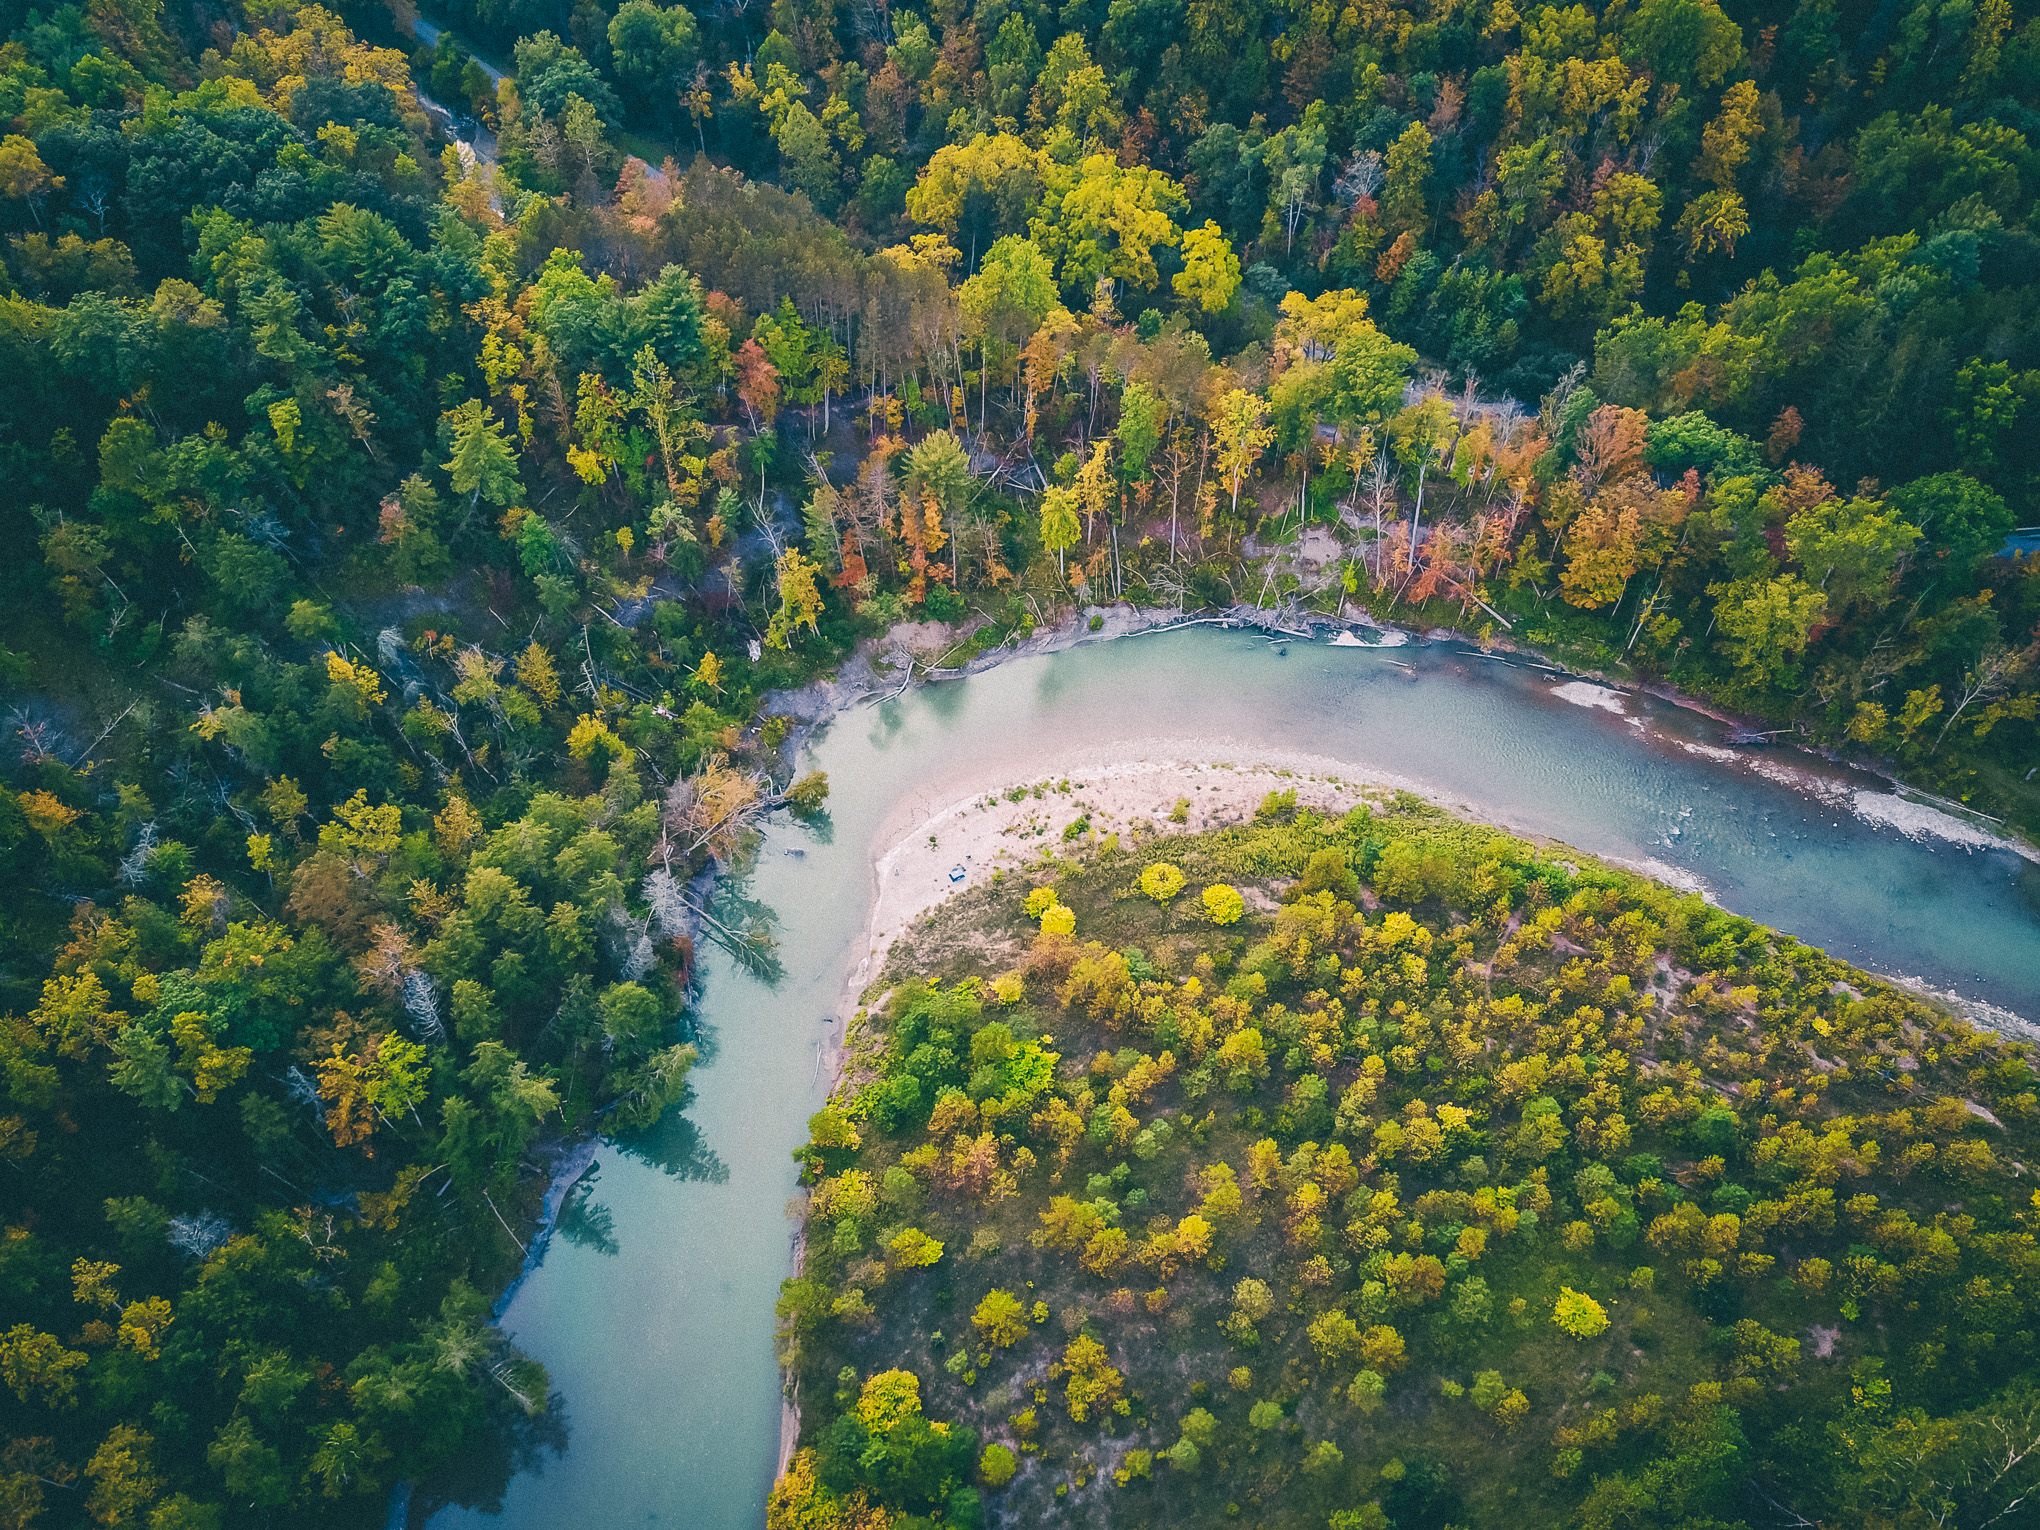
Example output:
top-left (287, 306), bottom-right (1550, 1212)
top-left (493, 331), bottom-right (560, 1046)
top-left (1139, 863), bottom-right (1186, 901)
top-left (766, 547), bottom-right (825, 650)
top-left (1553, 1286), bottom-right (1610, 1338)
top-left (973, 1288), bottom-right (1030, 1347)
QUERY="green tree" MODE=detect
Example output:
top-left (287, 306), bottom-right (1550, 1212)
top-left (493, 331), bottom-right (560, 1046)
top-left (1620, 0), bottom-right (1744, 91)
top-left (1213, 389), bottom-right (1274, 515)
top-left (1709, 574), bottom-right (1828, 689)
top-left (1329, 326), bottom-right (1420, 430)
top-left (960, 236), bottom-right (1057, 428)
top-left (608, 0), bottom-right (697, 108)
top-left (776, 102), bottom-right (842, 208)
top-left (1381, 123), bottom-right (1434, 232)
top-left (1031, 156), bottom-right (1187, 296)
top-left (1889, 472), bottom-right (2015, 566)
top-left (1835, 1379), bottom-right (2040, 1528)
top-left (108, 1023), bottom-right (182, 1111)
top-left (907, 431), bottom-right (973, 519)
top-left (207, 1417), bottom-right (289, 1507)
top-left (1040, 486), bottom-right (1082, 575)
top-left (444, 400), bottom-right (522, 510)
top-left (599, 982), bottom-right (664, 1047)
top-left (1116, 382), bottom-right (1166, 482)
top-left (1784, 495), bottom-right (1920, 611)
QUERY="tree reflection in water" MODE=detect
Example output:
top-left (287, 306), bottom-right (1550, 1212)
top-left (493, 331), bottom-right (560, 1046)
top-left (412, 1386), bottom-right (571, 1518)
top-left (610, 1100), bottom-right (730, 1185)
top-left (553, 1171), bottom-right (619, 1257)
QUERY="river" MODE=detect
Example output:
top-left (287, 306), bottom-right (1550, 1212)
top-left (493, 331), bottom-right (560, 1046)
top-left (423, 627), bottom-right (2040, 1530)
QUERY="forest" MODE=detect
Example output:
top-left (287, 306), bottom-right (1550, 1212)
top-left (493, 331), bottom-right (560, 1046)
top-left (0, 0), bottom-right (2037, 1520)
top-left (775, 792), bottom-right (2040, 1528)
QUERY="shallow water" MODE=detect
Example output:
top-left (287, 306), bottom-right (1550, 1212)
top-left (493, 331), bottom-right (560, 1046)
top-left (426, 628), bottom-right (2039, 1530)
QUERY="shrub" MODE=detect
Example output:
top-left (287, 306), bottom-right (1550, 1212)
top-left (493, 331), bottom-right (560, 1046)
top-left (1359, 1325), bottom-right (1406, 1372)
top-left (1203, 884), bottom-right (1246, 924)
top-left (1347, 1370), bottom-right (1387, 1412)
top-left (1308, 1310), bottom-right (1363, 1362)
top-left (1552, 1287), bottom-right (1610, 1338)
top-left (1296, 847), bottom-right (1359, 900)
top-left (1303, 1440), bottom-right (1346, 1477)
top-left (888, 1228), bottom-right (945, 1269)
top-left (1372, 840), bottom-right (1428, 902)
top-left (807, 1107), bottom-right (861, 1152)
top-left (979, 1443), bottom-right (1017, 1488)
top-left (973, 1288), bottom-right (1030, 1348)
top-left (1139, 862), bottom-right (1187, 901)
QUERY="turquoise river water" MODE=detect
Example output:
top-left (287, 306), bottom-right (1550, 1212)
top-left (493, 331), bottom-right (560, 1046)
top-left (425, 627), bottom-right (2040, 1530)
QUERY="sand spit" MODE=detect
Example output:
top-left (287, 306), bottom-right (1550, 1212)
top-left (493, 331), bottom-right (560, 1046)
top-left (859, 758), bottom-right (1389, 974)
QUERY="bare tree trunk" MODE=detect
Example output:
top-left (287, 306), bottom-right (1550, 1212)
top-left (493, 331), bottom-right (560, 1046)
top-left (1407, 459), bottom-right (1429, 567)
top-left (1168, 443), bottom-right (1183, 558)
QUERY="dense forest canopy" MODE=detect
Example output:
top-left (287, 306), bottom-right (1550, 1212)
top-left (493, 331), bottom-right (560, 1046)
top-left (0, 0), bottom-right (2036, 1520)
top-left (774, 794), bottom-right (2040, 1530)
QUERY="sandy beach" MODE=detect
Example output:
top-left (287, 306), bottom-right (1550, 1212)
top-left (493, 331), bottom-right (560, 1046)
top-left (847, 754), bottom-right (1402, 991)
